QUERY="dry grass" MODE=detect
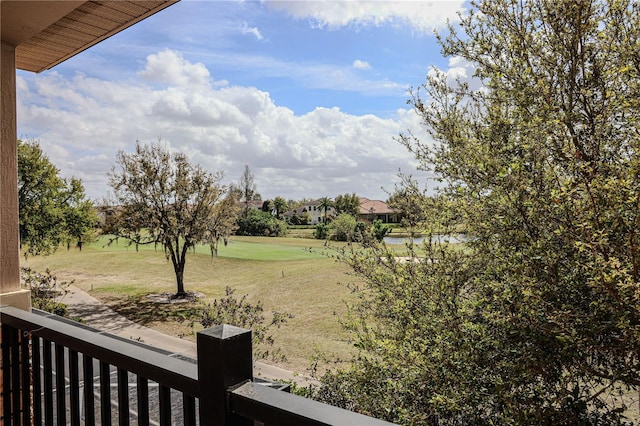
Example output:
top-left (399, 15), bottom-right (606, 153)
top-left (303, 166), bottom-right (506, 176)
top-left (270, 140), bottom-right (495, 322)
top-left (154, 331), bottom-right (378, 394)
top-left (22, 235), bottom-right (360, 375)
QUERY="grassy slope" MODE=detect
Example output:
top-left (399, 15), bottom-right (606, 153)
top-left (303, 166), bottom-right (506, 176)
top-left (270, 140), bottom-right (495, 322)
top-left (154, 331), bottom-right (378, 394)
top-left (22, 235), bottom-right (359, 375)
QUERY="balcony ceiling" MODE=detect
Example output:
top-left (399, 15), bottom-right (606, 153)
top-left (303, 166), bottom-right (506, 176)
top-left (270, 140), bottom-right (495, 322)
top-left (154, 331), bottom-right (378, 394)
top-left (1, 0), bottom-right (178, 73)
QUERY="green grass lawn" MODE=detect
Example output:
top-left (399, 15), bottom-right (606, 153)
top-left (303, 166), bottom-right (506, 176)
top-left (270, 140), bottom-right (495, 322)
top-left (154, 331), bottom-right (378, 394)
top-left (95, 234), bottom-right (331, 260)
top-left (22, 235), bottom-right (360, 375)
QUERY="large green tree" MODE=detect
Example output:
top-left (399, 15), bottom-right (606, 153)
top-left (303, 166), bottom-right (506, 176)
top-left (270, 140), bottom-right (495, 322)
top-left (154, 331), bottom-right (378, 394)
top-left (236, 209), bottom-right (287, 237)
top-left (316, 0), bottom-right (640, 424)
top-left (334, 193), bottom-right (360, 217)
top-left (108, 142), bottom-right (237, 296)
top-left (18, 139), bottom-right (97, 256)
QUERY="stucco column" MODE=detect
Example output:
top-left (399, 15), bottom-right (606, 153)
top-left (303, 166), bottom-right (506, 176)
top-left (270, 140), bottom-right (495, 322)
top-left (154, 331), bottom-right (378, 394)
top-left (0, 43), bottom-right (30, 310)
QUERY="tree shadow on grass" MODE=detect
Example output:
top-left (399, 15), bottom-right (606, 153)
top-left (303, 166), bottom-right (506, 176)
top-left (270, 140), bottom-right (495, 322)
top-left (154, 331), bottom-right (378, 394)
top-left (102, 293), bottom-right (203, 326)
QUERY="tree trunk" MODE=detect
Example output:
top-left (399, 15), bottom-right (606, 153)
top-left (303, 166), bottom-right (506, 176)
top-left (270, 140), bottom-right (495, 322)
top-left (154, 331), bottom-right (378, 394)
top-left (175, 267), bottom-right (185, 296)
top-left (174, 241), bottom-right (191, 298)
top-left (168, 241), bottom-right (188, 298)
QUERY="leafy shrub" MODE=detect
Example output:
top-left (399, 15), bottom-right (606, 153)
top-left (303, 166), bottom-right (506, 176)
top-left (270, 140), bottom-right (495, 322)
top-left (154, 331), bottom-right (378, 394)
top-left (236, 209), bottom-right (287, 237)
top-left (313, 223), bottom-right (330, 239)
top-left (329, 214), bottom-right (357, 241)
top-left (370, 219), bottom-right (391, 242)
top-left (198, 287), bottom-right (293, 362)
top-left (287, 212), bottom-right (311, 225)
top-left (330, 214), bottom-right (365, 242)
top-left (21, 267), bottom-right (70, 317)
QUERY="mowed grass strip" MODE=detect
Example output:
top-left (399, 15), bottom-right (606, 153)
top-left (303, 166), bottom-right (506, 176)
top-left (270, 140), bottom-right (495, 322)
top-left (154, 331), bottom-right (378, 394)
top-left (94, 234), bottom-right (331, 260)
top-left (22, 235), bottom-right (358, 375)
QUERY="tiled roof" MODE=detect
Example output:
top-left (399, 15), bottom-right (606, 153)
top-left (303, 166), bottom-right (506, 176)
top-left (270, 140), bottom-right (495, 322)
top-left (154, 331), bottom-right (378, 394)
top-left (358, 197), bottom-right (395, 215)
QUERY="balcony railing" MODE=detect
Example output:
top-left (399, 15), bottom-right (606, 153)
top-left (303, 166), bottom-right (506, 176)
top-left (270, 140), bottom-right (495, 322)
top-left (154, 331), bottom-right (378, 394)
top-left (1, 305), bottom-right (395, 425)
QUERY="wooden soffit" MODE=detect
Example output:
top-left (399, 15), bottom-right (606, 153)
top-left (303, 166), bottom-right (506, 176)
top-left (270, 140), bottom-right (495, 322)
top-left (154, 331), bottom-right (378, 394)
top-left (1, 1), bottom-right (178, 73)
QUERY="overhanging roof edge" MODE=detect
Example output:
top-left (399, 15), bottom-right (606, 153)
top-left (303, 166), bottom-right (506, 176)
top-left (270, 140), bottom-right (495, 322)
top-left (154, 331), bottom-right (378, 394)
top-left (29, 0), bottom-right (179, 73)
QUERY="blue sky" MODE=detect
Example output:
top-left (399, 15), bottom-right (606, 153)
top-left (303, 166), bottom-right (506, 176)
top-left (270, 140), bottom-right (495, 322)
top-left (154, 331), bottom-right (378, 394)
top-left (17, 0), bottom-right (470, 202)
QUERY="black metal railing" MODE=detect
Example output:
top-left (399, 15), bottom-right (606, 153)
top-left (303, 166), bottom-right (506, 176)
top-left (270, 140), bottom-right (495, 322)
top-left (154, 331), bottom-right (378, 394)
top-left (1, 306), bottom-right (395, 425)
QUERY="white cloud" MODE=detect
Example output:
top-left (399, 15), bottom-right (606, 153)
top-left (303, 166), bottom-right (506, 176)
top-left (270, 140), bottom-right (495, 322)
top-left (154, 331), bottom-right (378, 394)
top-left (138, 49), bottom-right (211, 88)
top-left (267, 0), bottom-right (465, 33)
top-left (352, 59), bottom-right (371, 70)
top-left (17, 50), bottom-right (434, 201)
top-left (428, 55), bottom-right (483, 91)
top-left (240, 21), bottom-right (264, 40)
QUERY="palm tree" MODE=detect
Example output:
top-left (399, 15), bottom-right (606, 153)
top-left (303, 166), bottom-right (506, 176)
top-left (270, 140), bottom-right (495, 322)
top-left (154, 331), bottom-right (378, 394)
top-left (317, 196), bottom-right (334, 224)
top-left (272, 196), bottom-right (288, 219)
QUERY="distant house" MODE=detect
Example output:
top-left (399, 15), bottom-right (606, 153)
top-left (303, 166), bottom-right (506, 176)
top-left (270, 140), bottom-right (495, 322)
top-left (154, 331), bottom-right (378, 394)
top-left (236, 199), bottom-right (265, 217)
top-left (358, 198), bottom-right (400, 224)
top-left (284, 197), bottom-right (399, 224)
top-left (284, 200), bottom-right (335, 224)
top-left (247, 200), bottom-right (265, 211)
top-left (96, 205), bottom-right (123, 228)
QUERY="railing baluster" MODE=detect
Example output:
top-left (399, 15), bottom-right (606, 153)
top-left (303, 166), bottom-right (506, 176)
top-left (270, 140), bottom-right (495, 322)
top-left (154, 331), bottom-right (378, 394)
top-left (1, 325), bottom-right (9, 423)
top-left (55, 343), bottom-right (66, 426)
top-left (69, 350), bottom-right (80, 426)
top-left (32, 335), bottom-right (42, 425)
top-left (158, 384), bottom-right (171, 426)
top-left (136, 376), bottom-right (149, 426)
top-left (183, 394), bottom-right (196, 426)
top-left (83, 354), bottom-right (95, 425)
top-left (43, 339), bottom-right (54, 426)
top-left (1, 324), bottom-right (11, 423)
top-left (10, 325), bottom-right (20, 425)
top-left (1, 324), bottom-right (18, 425)
top-left (117, 368), bottom-right (129, 425)
top-left (21, 331), bottom-right (32, 425)
top-left (99, 361), bottom-right (111, 425)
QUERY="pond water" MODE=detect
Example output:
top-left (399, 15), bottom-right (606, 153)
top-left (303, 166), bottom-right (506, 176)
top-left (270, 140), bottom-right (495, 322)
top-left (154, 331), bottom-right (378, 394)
top-left (383, 234), bottom-right (469, 245)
